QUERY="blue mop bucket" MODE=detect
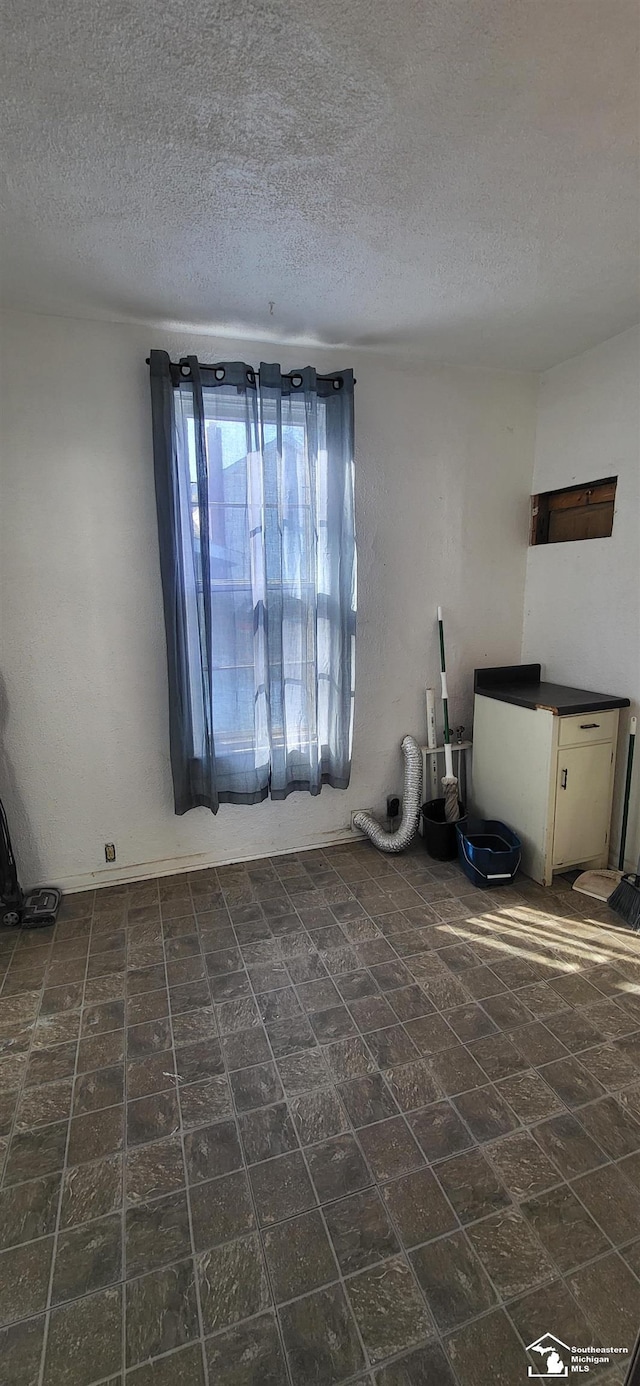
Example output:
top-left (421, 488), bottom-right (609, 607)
top-left (456, 817), bottom-right (521, 889)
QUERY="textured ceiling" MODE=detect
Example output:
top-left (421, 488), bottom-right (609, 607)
top-left (1, 0), bottom-right (638, 368)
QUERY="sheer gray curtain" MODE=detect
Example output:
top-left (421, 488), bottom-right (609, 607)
top-left (149, 352), bottom-right (356, 814)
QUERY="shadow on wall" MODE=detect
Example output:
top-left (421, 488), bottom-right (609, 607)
top-left (0, 672), bottom-right (43, 889)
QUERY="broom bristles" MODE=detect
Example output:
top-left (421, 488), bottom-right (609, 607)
top-left (608, 874), bottom-right (640, 931)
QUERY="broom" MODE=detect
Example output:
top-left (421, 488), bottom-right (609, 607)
top-left (609, 854), bottom-right (640, 931)
top-left (608, 714), bottom-right (640, 929)
top-left (609, 848), bottom-right (640, 931)
top-left (437, 607), bottom-right (461, 823)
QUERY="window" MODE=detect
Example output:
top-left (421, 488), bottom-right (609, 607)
top-left (177, 390), bottom-right (329, 760)
top-left (149, 352), bottom-right (356, 815)
top-left (530, 476), bottom-right (617, 546)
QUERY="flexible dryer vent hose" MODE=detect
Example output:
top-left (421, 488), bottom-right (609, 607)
top-left (352, 735), bottom-right (422, 853)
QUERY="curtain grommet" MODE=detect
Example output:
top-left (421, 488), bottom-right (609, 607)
top-left (291, 373), bottom-right (303, 388)
top-left (214, 367), bottom-right (225, 381)
top-left (180, 364), bottom-right (190, 377)
top-left (333, 377), bottom-right (343, 389)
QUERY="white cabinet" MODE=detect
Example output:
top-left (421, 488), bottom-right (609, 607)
top-left (472, 693), bottom-right (620, 886)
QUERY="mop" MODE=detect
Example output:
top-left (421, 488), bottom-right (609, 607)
top-left (572, 715), bottom-right (636, 903)
top-left (437, 607), bottom-right (461, 823)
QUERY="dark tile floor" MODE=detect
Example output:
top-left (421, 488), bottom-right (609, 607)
top-left (1, 840), bottom-right (639, 1384)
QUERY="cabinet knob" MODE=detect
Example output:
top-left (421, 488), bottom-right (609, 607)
top-left (579, 722), bottom-right (600, 730)
top-left (561, 768), bottom-right (568, 789)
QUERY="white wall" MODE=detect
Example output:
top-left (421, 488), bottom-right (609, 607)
top-left (0, 310), bottom-right (537, 890)
top-left (522, 326), bottom-right (640, 871)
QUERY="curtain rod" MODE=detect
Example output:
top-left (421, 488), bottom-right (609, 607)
top-left (145, 357), bottom-right (354, 384)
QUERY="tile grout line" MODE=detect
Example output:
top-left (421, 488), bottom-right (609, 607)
top-left (252, 1032), bottom-right (373, 1380)
top-left (199, 872), bottom-right (299, 1386)
top-left (0, 926), bottom-right (69, 1190)
top-left (156, 854), bottom-right (640, 1377)
top-left (122, 876), bottom-right (162, 1383)
top-left (37, 894), bottom-right (96, 1386)
top-left (0, 910), bottom-right (91, 1376)
top-left (8, 1211), bottom-right (635, 1355)
top-left (234, 861), bottom-right (473, 1379)
top-left (161, 879), bottom-right (212, 1386)
top-left (6, 1123), bottom-right (639, 1282)
top-left (217, 853), bottom-right (640, 1377)
top-left (2, 849), bottom-right (640, 1384)
top-left (0, 937), bottom-right (50, 1339)
top-left (7, 985), bottom-right (635, 1115)
top-left (226, 855), bottom-right (382, 1377)
top-left (215, 848), bottom-right (482, 1386)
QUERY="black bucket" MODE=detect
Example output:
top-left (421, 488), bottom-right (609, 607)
top-left (420, 799), bottom-right (466, 861)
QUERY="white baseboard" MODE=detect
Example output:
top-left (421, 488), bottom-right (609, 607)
top-left (49, 827), bottom-right (358, 895)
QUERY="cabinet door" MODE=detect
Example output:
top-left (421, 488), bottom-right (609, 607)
top-left (553, 743), bottom-right (613, 867)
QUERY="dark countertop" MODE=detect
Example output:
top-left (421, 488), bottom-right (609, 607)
top-left (474, 664), bottom-right (630, 716)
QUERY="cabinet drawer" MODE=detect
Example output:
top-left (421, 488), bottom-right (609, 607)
top-left (558, 710), bottom-right (618, 747)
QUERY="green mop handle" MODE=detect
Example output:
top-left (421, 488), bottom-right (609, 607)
top-left (437, 606), bottom-right (454, 778)
top-left (618, 715), bottom-right (636, 871)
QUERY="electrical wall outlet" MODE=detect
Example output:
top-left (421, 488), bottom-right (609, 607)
top-left (104, 843), bottom-right (116, 863)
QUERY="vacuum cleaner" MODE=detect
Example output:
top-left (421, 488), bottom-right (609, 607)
top-left (0, 797), bottom-right (61, 928)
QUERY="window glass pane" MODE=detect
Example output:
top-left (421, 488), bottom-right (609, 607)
top-left (174, 383), bottom-right (333, 758)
